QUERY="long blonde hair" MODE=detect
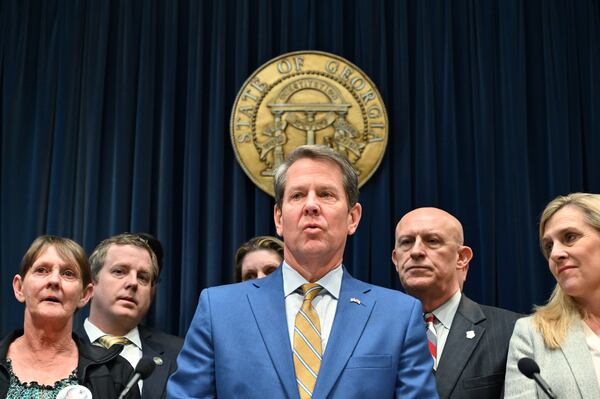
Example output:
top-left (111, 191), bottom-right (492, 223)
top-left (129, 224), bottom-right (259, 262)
top-left (532, 193), bottom-right (600, 348)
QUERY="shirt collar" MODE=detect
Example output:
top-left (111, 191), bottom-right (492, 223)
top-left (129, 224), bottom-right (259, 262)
top-left (84, 318), bottom-right (142, 349)
top-left (432, 290), bottom-right (462, 329)
top-left (282, 261), bottom-right (343, 299)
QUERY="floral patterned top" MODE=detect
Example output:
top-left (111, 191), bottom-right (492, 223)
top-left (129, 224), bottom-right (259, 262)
top-left (5, 358), bottom-right (79, 399)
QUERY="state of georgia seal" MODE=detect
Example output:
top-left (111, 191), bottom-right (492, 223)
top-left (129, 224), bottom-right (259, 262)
top-left (230, 51), bottom-right (388, 197)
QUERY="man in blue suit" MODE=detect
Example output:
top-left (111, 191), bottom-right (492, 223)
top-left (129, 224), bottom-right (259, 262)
top-left (167, 145), bottom-right (438, 398)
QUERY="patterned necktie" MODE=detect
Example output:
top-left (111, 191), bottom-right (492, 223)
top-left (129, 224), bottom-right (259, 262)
top-left (424, 313), bottom-right (438, 370)
top-left (98, 335), bottom-right (131, 349)
top-left (293, 283), bottom-right (324, 399)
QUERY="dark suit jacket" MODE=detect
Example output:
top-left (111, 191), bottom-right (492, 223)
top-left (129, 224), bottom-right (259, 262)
top-left (77, 323), bottom-right (183, 399)
top-left (138, 325), bottom-right (184, 399)
top-left (435, 295), bottom-right (521, 399)
top-left (167, 267), bottom-right (438, 398)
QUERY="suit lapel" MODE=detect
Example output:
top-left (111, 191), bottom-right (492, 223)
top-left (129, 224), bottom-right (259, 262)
top-left (247, 268), bottom-right (300, 399)
top-left (312, 271), bottom-right (374, 399)
top-left (436, 296), bottom-right (485, 398)
top-left (140, 327), bottom-right (169, 399)
top-left (561, 321), bottom-right (600, 398)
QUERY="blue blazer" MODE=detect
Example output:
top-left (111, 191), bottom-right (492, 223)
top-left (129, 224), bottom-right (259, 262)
top-left (167, 267), bottom-right (438, 398)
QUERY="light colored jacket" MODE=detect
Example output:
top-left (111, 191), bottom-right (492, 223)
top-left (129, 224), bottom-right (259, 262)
top-left (504, 316), bottom-right (600, 398)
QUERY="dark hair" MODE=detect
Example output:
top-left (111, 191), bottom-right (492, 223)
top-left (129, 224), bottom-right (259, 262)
top-left (20, 235), bottom-right (91, 287)
top-left (273, 145), bottom-right (359, 210)
top-left (234, 236), bottom-right (284, 282)
top-left (89, 233), bottom-right (159, 285)
top-left (136, 232), bottom-right (164, 277)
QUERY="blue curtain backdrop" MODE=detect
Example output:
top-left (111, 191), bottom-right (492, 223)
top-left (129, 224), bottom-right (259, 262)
top-left (1, 0), bottom-right (599, 337)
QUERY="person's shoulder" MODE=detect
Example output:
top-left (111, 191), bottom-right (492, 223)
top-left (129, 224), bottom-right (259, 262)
top-left (368, 283), bottom-right (413, 299)
top-left (0, 330), bottom-right (22, 357)
top-left (509, 316), bottom-right (541, 348)
top-left (346, 276), bottom-right (420, 306)
top-left (478, 302), bottom-right (524, 322)
top-left (200, 280), bottom-right (251, 299)
top-left (512, 315), bottom-right (535, 331)
top-left (461, 295), bottom-right (523, 321)
top-left (139, 325), bottom-right (184, 348)
top-left (202, 275), bottom-right (278, 300)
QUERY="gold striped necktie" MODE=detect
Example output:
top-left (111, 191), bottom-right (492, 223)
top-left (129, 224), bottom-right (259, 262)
top-left (98, 335), bottom-right (131, 349)
top-left (293, 283), bottom-right (323, 399)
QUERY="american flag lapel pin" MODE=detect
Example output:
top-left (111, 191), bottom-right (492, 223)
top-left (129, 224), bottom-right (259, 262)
top-left (350, 297), bottom-right (361, 305)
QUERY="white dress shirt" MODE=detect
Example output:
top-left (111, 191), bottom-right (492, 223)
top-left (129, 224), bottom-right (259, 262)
top-left (84, 318), bottom-right (144, 390)
top-left (282, 261), bottom-right (343, 352)
top-left (430, 289), bottom-right (462, 363)
top-left (583, 320), bottom-right (600, 386)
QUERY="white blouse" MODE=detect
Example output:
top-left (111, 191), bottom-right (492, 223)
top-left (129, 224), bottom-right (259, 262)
top-left (583, 320), bottom-right (600, 386)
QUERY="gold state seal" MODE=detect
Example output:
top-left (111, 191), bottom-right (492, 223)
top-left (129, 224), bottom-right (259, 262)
top-left (231, 51), bottom-right (388, 197)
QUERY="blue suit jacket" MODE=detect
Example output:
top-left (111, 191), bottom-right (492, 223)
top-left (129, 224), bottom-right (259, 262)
top-left (167, 267), bottom-right (438, 398)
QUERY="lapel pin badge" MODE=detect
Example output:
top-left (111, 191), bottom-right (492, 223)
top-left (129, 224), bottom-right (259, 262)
top-left (466, 330), bottom-right (475, 339)
top-left (350, 297), bottom-right (361, 305)
top-left (153, 356), bottom-right (164, 366)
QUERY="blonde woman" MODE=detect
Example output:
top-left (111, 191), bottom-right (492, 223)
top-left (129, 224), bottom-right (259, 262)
top-left (504, 193), bottom-right (600, 398)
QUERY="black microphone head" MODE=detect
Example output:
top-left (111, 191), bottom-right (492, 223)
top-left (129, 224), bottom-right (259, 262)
top-left (518, 357), bottom-right (540, 379)
top-left (135, 357), bottom-right (156, 379)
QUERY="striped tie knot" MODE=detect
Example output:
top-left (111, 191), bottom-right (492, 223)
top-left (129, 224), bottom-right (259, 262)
top-left (98, 335), bottom-right (131, 349)
top-left (424, 313), bottom-right (436, 325)
top-left (294, 283), bottom-right (323, 399)
top-left (301, 283), bottom-right (323, 302)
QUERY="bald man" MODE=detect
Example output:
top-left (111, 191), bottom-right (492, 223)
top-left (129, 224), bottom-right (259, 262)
top-left (392, 208), bottom-right (520, 399)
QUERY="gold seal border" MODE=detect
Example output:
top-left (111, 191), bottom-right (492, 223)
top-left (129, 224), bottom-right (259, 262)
top-left (230, 50), bottom-right (389, 196)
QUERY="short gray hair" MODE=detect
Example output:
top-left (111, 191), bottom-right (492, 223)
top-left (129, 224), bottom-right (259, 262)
top-left (274, 145), bottom-right (359, 209)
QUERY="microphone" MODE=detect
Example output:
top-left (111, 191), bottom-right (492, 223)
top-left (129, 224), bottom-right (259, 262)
top-left (517, 357), bottom-right (557, 399)
top-left (118, 357), bottom-right (156, 399)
